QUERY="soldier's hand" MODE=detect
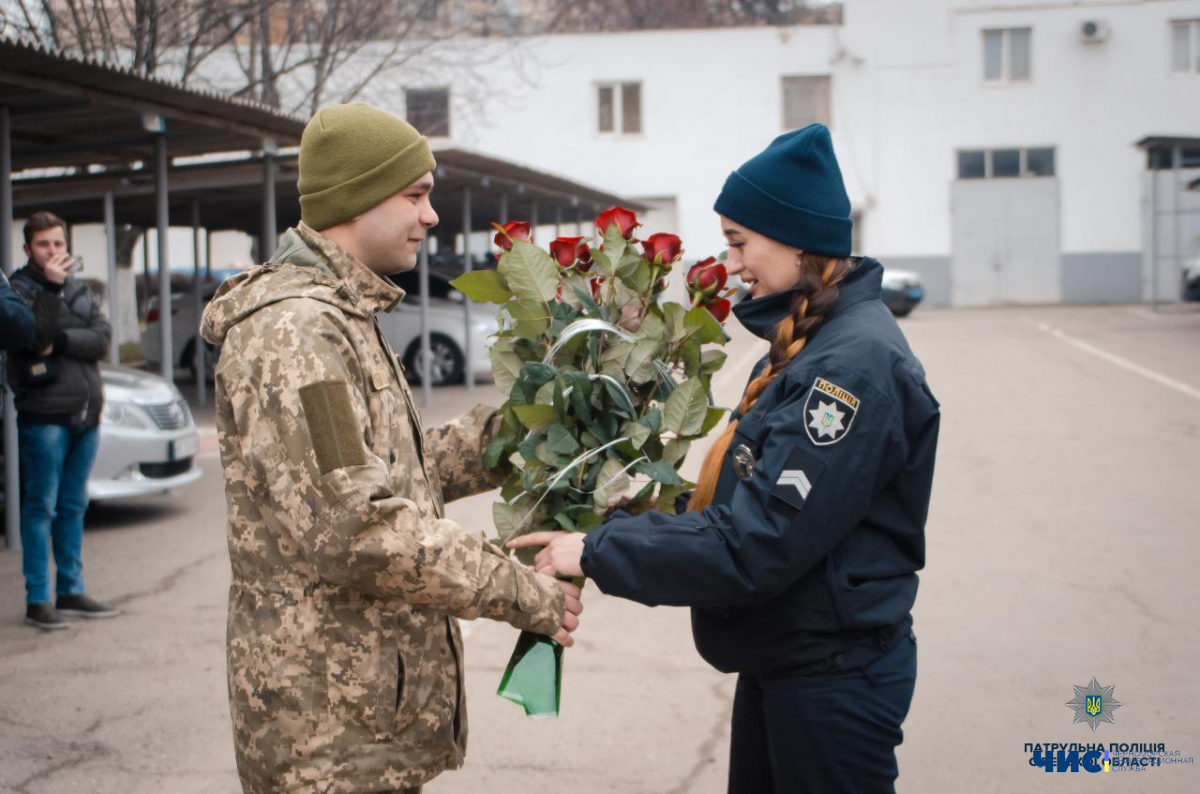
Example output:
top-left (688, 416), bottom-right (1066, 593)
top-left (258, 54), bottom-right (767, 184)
top-left (551, 578), bottom-right (583, 647)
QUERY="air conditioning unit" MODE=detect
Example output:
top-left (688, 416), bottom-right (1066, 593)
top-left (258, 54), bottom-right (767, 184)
top-left (1080, 19), bottom-right (1110, 44)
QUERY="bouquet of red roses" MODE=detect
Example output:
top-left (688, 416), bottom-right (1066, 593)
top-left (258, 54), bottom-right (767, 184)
top-left (451, 206), bottom-right (733, 716)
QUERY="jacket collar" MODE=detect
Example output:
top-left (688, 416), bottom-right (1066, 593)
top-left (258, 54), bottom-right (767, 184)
top-left (293, 222), bottom-right (405, 314)
top-left (732, 257), bottom-right (882, 340)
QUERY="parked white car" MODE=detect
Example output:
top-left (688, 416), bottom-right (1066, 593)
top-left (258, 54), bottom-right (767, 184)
top-left (90, 365), bottom-right (202, 500)
top-left (142, 268), bottom-right (497, 387)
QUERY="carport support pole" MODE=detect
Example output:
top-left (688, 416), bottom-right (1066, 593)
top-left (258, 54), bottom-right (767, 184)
top-left (155, 134), bottom-right (173, 385)
top-left (530, 201), bottom-right (539, 240)
top-left (419, 239), bottom-right (432, 407)
top-left (2, 106), bottom-right (19, 550)
top-left (192, 201), bottom-right (206, 406)
top-left (1173, 144), bottom-right (1183, 306)
top-left (104, 191), bottom-right (119, 365)
top-left (262, 153), bottom-right (277, 258)
top-left (462, 186), bottom-right (474, 389)
top-left (1150, 160), bottom-right (1159, 310)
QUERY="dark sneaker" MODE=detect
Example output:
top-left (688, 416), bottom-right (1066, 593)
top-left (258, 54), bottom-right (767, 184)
top-left (56, 594), bottom-right (120, 619)
top-left (25, 603), bottom-right (71, 630)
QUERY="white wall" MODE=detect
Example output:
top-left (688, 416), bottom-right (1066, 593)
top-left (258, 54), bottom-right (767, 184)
top-left (838, 0), bottom-right (1200, 257)
top-left (427, 25), bottom-right (841, 263)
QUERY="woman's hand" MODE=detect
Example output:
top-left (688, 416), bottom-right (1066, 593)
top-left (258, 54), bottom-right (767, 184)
top-left (508, 531), bottom-right (586, 578)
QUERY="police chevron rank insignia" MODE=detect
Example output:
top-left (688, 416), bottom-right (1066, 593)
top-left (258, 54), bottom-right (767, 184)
top-left (770, 447), bottom-right (826, 513)
top-left (803, 377), bottom-right (859, 446)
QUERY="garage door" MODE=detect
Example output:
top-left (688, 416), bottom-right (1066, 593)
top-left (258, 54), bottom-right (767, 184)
top-left (951, 176), bottom-right (1062, 306)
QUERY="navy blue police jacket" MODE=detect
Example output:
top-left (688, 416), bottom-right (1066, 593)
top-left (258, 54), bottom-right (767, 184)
top-left (580, 258), bottom-right (939, 675)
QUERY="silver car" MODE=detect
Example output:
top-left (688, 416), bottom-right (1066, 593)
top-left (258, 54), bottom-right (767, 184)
top-left (90, 365), bottom-right (202, 500)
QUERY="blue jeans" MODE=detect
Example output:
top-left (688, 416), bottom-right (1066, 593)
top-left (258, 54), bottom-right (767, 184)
top-left (728, 631), bottom-right (918, 794)
top-left (18, 422), bottom-right (100, 605)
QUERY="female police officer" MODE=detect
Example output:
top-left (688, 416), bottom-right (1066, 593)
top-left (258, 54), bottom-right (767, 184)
top-left (510, 123), bottom-right (940, 794)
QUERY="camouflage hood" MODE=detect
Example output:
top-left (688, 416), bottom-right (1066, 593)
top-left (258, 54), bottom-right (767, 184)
top-left (201, 223), bottom-right (403, 347)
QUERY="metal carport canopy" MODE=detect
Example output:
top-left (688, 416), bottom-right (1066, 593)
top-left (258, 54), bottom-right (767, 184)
top-left (0, 35), bottom-right (304, 551)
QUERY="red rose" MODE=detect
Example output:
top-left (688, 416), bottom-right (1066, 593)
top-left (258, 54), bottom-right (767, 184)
top-left (705, 298), bottom-right (731, 323)
top-left (555, 283), bottom-right (564, 301)
top-left (642, 233), bottom-right (683, 267)
top-left (494, 221), bottom-right (532, 252)
top-left (595, 206), bottom-right (640, 240)
top-left (590, 277), bottom-right (605, 300)
top-left (576, 242), bottom-right (594, 273)
top-left (686, 258), bottom-right (727, 293)
top-left (549, 236), bottom-right (585, 268)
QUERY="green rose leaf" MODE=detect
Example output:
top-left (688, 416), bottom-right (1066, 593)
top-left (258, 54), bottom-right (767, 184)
top-left (663, 377), bottom-right (708, 436)
top-left (546, 423), bottom-right (581, 456)
top-left (638, 407), bottom-right (662, 435)
top-left (664, 302), bottom-right (688, 343)
top-left (701, 406), bottom-right (728, 435)
top-left (489, 345), bottom-right (524, 394)
top-left (493, 501), bottom-right (525, 539)
top-left (662, 438), bottom-right (691, 466)
top-left (656, 483), bottom-right (693, 515)
top-left (593, 457), bottom-right (630, 512)
top-left (499, 240), bottom-right (560, 304)
top-left (635, 459), bottom-right (683, 486)
top-left (448, 270), bottom-right (511, 304)
top-left (621, 420), bottom-right (651, 449)
top-left (601, 376), bottom-right (637, 417)
top-left (507, 299), bottom-right (551, 338)
top-left (625, 338), bottom-right (660, 383)
top-left (701, 349), bottom-right (728, 375)
top-left (684, 304), bottom-right (726, 345)
top-left (513, 404), bottom-right (556, 431)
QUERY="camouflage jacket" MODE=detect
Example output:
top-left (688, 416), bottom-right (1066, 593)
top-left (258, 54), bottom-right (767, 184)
top-left (201, 222), bottom-right (564, 794)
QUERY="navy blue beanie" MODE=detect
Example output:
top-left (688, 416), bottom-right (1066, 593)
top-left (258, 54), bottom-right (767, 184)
top-left (714, 124), bottom-right (853, 257)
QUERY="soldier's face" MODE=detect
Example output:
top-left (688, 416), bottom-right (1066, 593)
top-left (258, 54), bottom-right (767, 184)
top-left (355, 174), bottom-right (439, 275)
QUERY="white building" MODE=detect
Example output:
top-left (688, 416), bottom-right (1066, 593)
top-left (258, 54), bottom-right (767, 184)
top-left (418, 0), bottom-right (1200, 306)
top-left (25, 0), bottom-right (1200, 310)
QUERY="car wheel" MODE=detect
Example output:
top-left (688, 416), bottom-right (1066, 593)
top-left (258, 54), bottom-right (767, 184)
top-left (890, 305), bottom-right (913, 318)
top-left (404, 333), bottom-right (465, 387)
top-left (181, 337), bottom-right (219, 382)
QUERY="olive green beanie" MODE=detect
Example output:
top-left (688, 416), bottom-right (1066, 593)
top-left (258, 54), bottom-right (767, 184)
top-left (298, 103), bottom-right (437, 230)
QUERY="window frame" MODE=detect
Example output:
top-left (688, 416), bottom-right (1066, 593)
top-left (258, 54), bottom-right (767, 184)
top-left (956, 147), bottom-right (1056, 180)
top-left (405, 87), bottom-right (451, 137)
top-left (595, 81), bottom-right (644, 137)
top-left (981, 27), bottom-right (1034, 84)
top-left (780, 74), bottom-right (833, 131)
top-left (1169, 18), bottom-right (1200, 74)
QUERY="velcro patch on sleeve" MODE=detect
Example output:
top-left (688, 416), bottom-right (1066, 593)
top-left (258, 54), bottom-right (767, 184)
top-left (299, 380), bottom-right (368, 474)
top-left (371, 369), bottom-right (390, 391)
top-left (770, 446), bottom-right (826, 513)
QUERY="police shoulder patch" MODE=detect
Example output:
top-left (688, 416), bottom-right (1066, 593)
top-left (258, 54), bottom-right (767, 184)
top-left (803, 377), bottom-right (859, 446)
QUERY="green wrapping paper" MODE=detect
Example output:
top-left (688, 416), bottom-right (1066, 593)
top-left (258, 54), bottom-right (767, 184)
top-left (497, 630), bottom-right (563, 718)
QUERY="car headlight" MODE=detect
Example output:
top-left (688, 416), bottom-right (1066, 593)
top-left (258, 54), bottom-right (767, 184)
top-left (102, 400), bottom-right (153, 430)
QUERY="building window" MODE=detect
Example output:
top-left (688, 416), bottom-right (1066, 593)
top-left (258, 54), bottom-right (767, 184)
top-left (597, 82), bottom-right (642, 134)
top-left (417, 0), bottom-right (438, 22)
top-left (406, 89), bottom-right (449, 137)
top-left (957, 147), bottom-right (1055, 179)
top-left (1147, 145), bottom-right (1200, 170)
top-left (781, 75), bottom-right (832, 130)
top-left (983, 27), bottom-right (1032, 82)
top-left (1170, 19), bottom-right (1200, 73)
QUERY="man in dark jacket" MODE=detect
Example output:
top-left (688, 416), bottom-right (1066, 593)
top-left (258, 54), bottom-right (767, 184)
top-left (7, 211), bottom-right (118, 630)
top-left (1, 264), bottom-right (62, 351)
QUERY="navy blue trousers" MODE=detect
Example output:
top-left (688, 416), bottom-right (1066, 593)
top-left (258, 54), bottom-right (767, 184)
top-left (728, 632), bottom-right (917, 794)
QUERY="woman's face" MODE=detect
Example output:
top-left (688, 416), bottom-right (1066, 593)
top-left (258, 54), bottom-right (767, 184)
top-left (719, 216), bottom-right (802, 299)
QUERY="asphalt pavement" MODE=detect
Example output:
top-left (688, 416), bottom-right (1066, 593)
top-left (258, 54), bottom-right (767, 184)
top-left (0, 303), bottom-right (1197, 793)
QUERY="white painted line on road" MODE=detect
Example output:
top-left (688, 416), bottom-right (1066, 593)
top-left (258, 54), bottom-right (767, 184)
top-left (1036, 322), bottom-right (1200, 402)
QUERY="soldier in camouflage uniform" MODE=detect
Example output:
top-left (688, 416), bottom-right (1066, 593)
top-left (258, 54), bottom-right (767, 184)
top-left (201, 103), bottom-right (582, 794)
